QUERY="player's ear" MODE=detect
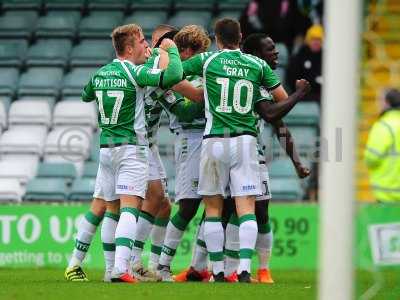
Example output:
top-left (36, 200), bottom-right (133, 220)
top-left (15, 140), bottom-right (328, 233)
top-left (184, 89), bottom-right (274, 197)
top-left (239, 33), bottom-right (242, 44)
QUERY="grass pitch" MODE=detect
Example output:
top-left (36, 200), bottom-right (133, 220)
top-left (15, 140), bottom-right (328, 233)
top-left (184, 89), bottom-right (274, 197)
top-left (0, 268), bottom-right (399, 300)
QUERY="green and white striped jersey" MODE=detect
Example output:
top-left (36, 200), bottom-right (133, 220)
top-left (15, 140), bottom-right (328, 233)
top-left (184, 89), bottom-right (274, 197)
top-left (183, 49), bottom-right (280, 137)
top-left (82, 58), bottom-right (165, 146)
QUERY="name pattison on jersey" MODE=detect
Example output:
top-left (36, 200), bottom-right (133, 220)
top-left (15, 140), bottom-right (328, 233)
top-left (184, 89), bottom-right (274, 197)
top-left (94, 78), bottom-right (128, 88)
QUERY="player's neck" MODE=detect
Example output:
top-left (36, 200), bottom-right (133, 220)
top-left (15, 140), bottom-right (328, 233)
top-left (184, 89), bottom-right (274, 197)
top-left (117, 54), bottom-right (136, 65)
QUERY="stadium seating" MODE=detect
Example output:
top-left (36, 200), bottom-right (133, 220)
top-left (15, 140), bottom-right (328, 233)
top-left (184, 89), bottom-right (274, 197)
top-left (53, 100), bottom-right (97, 128)
top-left (174, 0), bottom-right (215, 11)
top-left (0, 40), bottom-right (28, 68)
top-left (169, 11), bottom-right (212, 30)
top-left (69, 40), bottom-right (114, 67)
top-left (79, 11), bottom-right (124, 39)
top-left (61, 67), bottom-right (98, 97)
top-left (26, 39), bottom-right (72, 68)
top-left (218, 0), bottom-right (248, 11)
top-left (270, 177), bottom-right (304, 200)
top-left (24, 178), bottom-right (69, 201)
top-left (276, 43), bottom-right (289, 68)
top-left (18, 67), bottom-right (63, 97)
top-left (89, 133), bottom-right (100, 162)
top-left (268, 158), bottom-right (297, 178)
top-left (2, 0), bottom-right (42, 11)
top-left (87, 0), bottom-right (129, 11)
top-left (0, 102), bottom-right (6, 133)
top-left (0, 157), bottom-right (39, 184)
top-left (157, 126), bottom-right (175, 156)
top-left (36, 162), bottom-right (77, 183)
top-left (124, 12), bottom-right (168, 38)
top-left (162, 156), bottom-right (175, 179)
top-left (129, 0), bottom-right (172, 11)
top-left (69, 178), bottom-right (96, 201)
top-left (0, 11), bottom-right (38, 39)
top-left (0, 68), bottom-right (19, 98)
top-left (284, 102), bottom-right (320, 127)
top-left (44, 126), bottom-right (93, 163)
top-left (43, 0), bottom-right (86, 11)
top-left (0, 126), bottom-right (47, 156)
top-left (0, 178), bottom-right (24, 202)
top-left (35, 11), bottom-right (81, 39)
top-left (82, 161), bottom-right (98, 178)
top-left (8, 99), bottom-right (52, 128)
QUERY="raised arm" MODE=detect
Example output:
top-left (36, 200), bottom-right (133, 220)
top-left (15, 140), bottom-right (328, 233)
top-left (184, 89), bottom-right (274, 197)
top-left (172, 80), bottom-right (204, 102)
top-left (255, 79), bottom-right (311, 123)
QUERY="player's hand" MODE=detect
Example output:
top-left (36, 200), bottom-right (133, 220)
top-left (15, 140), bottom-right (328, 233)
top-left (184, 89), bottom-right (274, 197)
top-left (295, 163), bottom-right (311, 178)
top-left (160, 38), bottom-right (176, 51)
top-left (295, 79), bottom-right (311, 96)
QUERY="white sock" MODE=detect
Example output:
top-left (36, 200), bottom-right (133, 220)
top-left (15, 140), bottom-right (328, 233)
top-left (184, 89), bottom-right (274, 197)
top-left (191, 221), bottom-right (208, 272)
top-left (131, 211), bottom-right (155, 265)
top-left (256, 225), bottom-right (273, 270)
top-left (159, 213), bottom-right (188, 266)
top-left (238, 214), bottom-right (258, 274)
top-left (114, 208), bottom-right (138, 274)
top-left (204, 217), bottom-right (224, 275)
top-left (68, 211), bottom-right (102, 268)
top-left (101, 212), bottom-right (118, 273)
top-left (149, 217), bottom-right (168, 270)
top-left (224, 215), bottom-right (240, 276)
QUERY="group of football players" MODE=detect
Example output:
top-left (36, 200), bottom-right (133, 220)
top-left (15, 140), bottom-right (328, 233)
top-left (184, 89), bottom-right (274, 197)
top-left (64, 17), bottom-right (311, 284)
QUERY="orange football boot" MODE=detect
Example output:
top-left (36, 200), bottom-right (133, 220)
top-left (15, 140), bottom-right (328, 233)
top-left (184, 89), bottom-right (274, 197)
top-left (257, 268), bottom-right (274, 283)
top-left (174, 269), bottom-right (189, 282)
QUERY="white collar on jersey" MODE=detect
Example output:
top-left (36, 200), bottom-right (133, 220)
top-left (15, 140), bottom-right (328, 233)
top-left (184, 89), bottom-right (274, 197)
top-left (221, 48), bottom-right (241, 52)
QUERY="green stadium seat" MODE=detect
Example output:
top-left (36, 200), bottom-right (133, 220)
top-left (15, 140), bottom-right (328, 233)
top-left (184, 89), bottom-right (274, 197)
top-left (82, 161), bottom-right (98, 178)
top-left (283, 102), bottom-right (320, 127)
top-left (0, 40), bottom-right (28, 68)
top-left (276, 43), bottom-right (289, 67)
top-left (0, 68), bottom-right (19, 97)
top-left (218, 0), bottom-right (249, 11)
top-left (2, 0), bottom-right (42, 11)
top-left (129, 0), bottom-right (172, 11)
top-left (270, 178), bottom-right (303, 201)
top-left (87, 0), bottom-right (129, 11)
top-left (174, 0), bottom-right (215, 11)
top-left (161, 156), bottom-right (175, 179)
top-left (61, 67), bottom-right (98, 97)
top-left (168, 11), bottom-right (212, 29)
top-left (0, 11), bottom-right (38, 39)
top-left (69, 178), bottom-right (95, 201)
top-left (43, 0), bottom-right (86, 11)
top-left (216, 9), bottom-right (242, 20)
top-left (268, 158), bottom-right (297, 178)
top-left (18, 67), bottom-right (63, 97)
top-left (79, 12), bottom-right (123, 39)
top-left (35, 11), bottom-right (80, 39)
top-left (37, 162), bottom-right (77, 182)
top-left (24, 178), bottom-right (69, 201)
top-left (273, 126), bottom-right (318, 156)
top-left (26, 39), bottom-right (72, 67)
top-left (124, 11), bottom-right (168, 37)
top-left (70, 39), bottom-right (114, 67)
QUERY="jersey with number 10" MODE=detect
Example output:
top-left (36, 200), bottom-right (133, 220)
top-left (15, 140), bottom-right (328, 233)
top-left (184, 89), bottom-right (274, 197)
top-left (182, 49), bottom-right (280, 137)
top-left (82, 58), bottom-right (164, 147)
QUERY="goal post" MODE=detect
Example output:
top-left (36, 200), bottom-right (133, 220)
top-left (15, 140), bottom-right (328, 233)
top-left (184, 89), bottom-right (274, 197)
top-left (318, 0), bottom-right (362, 299)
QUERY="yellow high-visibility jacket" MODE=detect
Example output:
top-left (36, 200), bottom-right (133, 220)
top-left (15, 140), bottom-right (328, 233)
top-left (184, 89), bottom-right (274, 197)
top-left (364, 110), bottom-right (400, 202)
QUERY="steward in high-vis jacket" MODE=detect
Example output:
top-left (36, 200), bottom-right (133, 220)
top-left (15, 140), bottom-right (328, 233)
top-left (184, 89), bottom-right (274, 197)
top-left (365, 89), bottom-right (400, 202)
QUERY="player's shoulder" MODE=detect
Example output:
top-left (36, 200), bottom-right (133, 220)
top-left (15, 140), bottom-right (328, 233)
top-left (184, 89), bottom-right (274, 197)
top-left (241, 52), bottom-right (268, 68)
top-left (199, 51), bottom-right (217, 61)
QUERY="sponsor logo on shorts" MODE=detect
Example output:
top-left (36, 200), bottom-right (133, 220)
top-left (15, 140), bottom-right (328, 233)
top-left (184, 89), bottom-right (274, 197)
top-left (242, 184), bottom-right (256, 191)
top-left (117, 185), bottom-right (135, 191)
top-left (191, 179), bottom-right (199, 189)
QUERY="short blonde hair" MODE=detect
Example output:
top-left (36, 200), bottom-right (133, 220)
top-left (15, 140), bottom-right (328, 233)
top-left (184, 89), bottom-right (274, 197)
top-left (174, 25), bottom-right (211, 54)
top-left (111, 24), bottom-right (143, 55)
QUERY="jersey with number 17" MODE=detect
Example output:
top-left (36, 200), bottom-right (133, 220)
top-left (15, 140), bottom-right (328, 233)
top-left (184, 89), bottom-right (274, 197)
top-left (82, 59), bottom-right (164, 147)
top-left (182, 49), bottom-right (280, 137)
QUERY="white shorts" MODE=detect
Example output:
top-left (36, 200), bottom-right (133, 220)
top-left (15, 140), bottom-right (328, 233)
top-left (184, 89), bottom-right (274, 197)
top-left (174, 129), bottom-right (203, 201)
top-left (148, 144), bottom-right (168, 197)
top-left (198, 135), bottom-right (262, 197)
top-left (93, 145), bottom-right (149, 201)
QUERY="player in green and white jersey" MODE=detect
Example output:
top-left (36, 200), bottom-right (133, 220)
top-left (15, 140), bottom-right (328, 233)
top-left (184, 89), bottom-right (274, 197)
top-left (70, 24), bottom-right (182, 284)
top-left (130, 25), bottom-right (205, 281)
top-left (182, 18), bottom-right (310, 282)
top-left (223, 33), bottom-right (312, 283)
top-left (154, 25), bottom-right (211, 282)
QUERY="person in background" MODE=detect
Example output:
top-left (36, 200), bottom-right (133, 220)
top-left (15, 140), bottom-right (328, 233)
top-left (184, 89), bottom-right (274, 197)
top-left (287, 24), bottom-right (323, 102)
top-left (365, 88), bottom-right (400, 202)
top-left (240, 0), bottom-right (311, 52)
